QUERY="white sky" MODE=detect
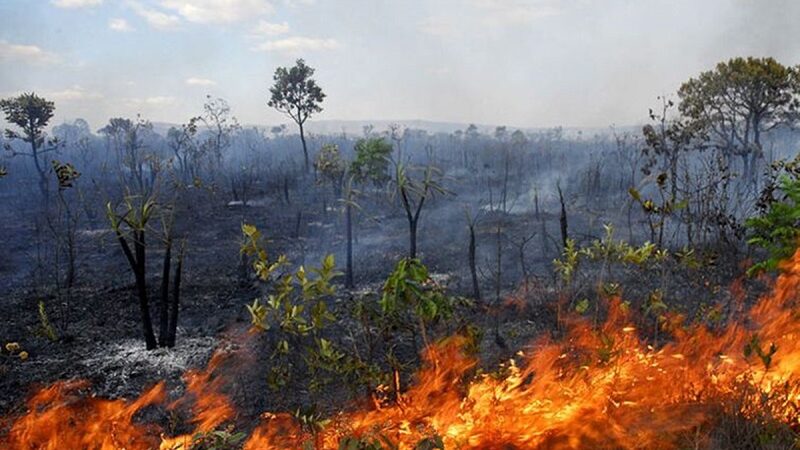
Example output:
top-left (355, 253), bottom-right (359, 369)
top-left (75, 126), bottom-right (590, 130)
top-left (1, 0), bottom-right (799, 130)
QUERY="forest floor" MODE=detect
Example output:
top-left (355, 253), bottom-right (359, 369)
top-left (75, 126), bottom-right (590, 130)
top-left (0, 185), bottom-right (761, 436)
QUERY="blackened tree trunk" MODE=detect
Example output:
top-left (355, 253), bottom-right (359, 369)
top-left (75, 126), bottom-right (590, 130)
top-left (409, 218), bottom-right (418, 259)
top-left (468, 222), bottom-right (480, 300)
top-left (294, 210), bottom-right (303, 238)
top-left (557, 183), bottom-right (568, 250)
top-left (113, 227), bottom-right (157, 350)
top-left (133, 231), bottom-right (157, 350)
top-left (299, 121), bottom-right (309, 173)
top-left (158, 238), bottom-right (172, 347)
top-left (166, 241), bottom-right (185, 348)
top-left (401, 185), bottom-right (425, 259)
top-left (345, 202), bottom-right (354, 288)
top-left (29, 136), bottom-right (49, 203)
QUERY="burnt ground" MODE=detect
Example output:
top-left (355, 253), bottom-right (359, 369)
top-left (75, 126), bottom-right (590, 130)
top-left (0, 178), bottom-right (763, 436)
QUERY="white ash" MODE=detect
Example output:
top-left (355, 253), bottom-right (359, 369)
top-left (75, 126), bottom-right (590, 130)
top-left (80, 333), bottom-right (218, 380)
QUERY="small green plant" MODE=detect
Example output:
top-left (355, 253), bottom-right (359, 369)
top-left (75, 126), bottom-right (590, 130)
top-left (596, 332), bottom-right (617, 365)
top-left (36, 300), bottom-right (58, 342)
top-left (240, 223), bottom-right (287, 281)
top-left (674, 246), bottom-right (702, 270)
top-left (315, 143), bottom-right (346, 188)
top-left (381, 258), bottom-right (453, 349)
top-left (643, 289), bottom-right (668, 342)
top-left (553, 238), bottom-right (581, 286)
top-left (629, 173), bottom-right (687, 247)
top-left (554, 225), bottom-right (671, 326)
top-left (242, 224), bottom-right (346, 392)
top-left (245, 255), bottom-right (338, 335)
top-left (744, 335), bottom-right (778, 370)
top-left (350, 137), bottom-right (393, 188)
top-left (293, 405), bottom-right (331, 435)
top-left (179, 425), bottom-right (245, 450)
top-left (746, 176), bottom-right (800, 275)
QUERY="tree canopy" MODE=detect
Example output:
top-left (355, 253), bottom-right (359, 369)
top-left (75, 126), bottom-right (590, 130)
top-left (678, 57), bottom-right (800, 179)
top-left (1, 93), bottom-right (55, 148)
top-left (350, 137), bottom-right (392, 188)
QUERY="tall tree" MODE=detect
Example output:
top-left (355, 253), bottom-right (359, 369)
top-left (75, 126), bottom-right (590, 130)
top-left (678, 57), bottom-right (800, 181)
top-left (1, 93), bottom-right (59, 199)
top-left (268, 59), bottom-right (325, 172)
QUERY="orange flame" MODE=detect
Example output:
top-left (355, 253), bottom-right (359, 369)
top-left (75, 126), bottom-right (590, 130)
top-left (4, 380), bottom-right (165, 450)
top-left (159, 351), bottom-right (237, 449)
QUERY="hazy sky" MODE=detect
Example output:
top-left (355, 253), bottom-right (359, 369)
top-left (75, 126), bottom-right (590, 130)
top-left (1, 0), bottom-right (799, 130)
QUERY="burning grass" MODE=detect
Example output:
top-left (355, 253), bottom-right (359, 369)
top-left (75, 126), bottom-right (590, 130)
top-left (4, 250), bottom-right (800, 449)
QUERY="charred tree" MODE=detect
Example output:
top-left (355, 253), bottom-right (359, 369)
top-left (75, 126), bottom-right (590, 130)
top-left (166, 241), bottom-right (185, 348)
top-left (557, 182), bottom-right (568, 250)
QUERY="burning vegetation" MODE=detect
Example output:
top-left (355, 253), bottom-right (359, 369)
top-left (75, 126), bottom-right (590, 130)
top-left (3, 246), bottom-right (800, 449)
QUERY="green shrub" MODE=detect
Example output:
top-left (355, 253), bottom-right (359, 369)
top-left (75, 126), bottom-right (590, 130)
top-left (746, 176), bottom-right (800, 274)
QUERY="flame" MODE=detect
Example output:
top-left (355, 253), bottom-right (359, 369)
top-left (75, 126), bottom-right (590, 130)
top-left (2, 348), bottom-right (237, 450)
top-left (4, 250), bottom-right (800, 449)
top-left (3, 380), bottom-right (165, 450)
top-left (159, 351), bottom-right (236, 449)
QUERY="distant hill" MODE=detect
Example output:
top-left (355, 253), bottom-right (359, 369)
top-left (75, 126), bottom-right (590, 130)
top-left (149, 119), bottom-right (641, 138)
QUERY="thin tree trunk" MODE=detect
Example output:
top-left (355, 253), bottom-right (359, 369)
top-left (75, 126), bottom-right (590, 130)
top-left (493, 223), bottom-right (504, 348)
top-left (133, 231), bottom-right (157, 349)
top-left (345, 202), bottom-right (354, 288)
top-left (557, 183), bottom-right (568, 249)
top-left (158, 238), bottom-right (172, 347)
top-left (468, 223), bottom-right (480, 300)
top-left (409, 219), bottom-right (417, 259)
top-left (299, 121), bottom-right (309, 173)
top-left (294, 210), bottom-right (302, 238)
top-left (30, 139), bottom-right (49, 202)
top-left (167, 241), bottom-right (184, 348)
top-left (502, 150), bottom-right (510, 212)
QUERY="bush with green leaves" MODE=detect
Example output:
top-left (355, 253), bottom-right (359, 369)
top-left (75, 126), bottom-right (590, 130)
top-left (380, 258), bottom-right (453, 349)
top-left (242, 223), bottom-right (342, 390)
top-left (553, 225), bottom-right (677, 333)
top-left (746, 176), bottom-right (800, 275)
top-left (554, 224), bottom-right (666, 289)
top-left (350, 137), bottom-right (392, 188)
top-left (242, 223), bottom-right (386, 396)
top-left (314, 143), bottom-right (345, 188)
